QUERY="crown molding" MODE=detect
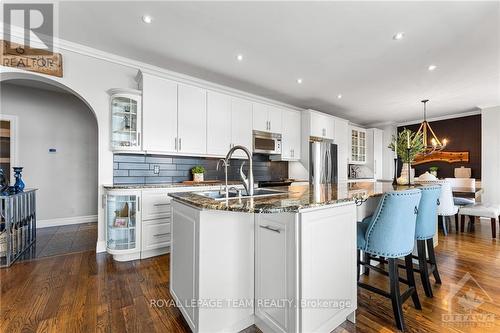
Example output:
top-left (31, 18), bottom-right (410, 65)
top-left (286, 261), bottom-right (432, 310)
top-left (1, 25), bottom-right (304, 112)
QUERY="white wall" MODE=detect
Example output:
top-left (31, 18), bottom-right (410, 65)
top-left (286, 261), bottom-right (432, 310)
top-left (481, 106), bottom-right (500, 204)
top-left (1, 83), bottom-right (98, 223)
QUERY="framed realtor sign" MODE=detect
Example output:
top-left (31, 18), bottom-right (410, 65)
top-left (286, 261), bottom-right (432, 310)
top-left (1, 40), bottom-right (63, 77)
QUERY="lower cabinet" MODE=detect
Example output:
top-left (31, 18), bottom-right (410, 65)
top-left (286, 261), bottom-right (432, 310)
top-left (255, 213), bottom-right (296, 333)
top-left (105, 188), bottom-right (172, 261)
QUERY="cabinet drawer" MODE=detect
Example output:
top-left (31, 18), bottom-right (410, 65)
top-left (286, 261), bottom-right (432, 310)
top-left (143, 220), bottom-right (171, 251)
top-left (142, 191), bottom-right (171, 220)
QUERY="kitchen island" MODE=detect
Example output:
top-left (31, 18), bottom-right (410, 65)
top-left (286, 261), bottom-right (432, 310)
top-left (168, 182), bottom-right (413, 333)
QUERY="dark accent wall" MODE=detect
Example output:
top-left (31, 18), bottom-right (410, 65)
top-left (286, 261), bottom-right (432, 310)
top-left (398, 114), bottom-right (481, 179)
top-left (113, 153), bottom-right (288, 185)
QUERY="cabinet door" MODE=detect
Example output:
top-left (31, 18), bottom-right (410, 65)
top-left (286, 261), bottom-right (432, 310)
top-left (105, 191), bottom-right (141, 252)
top-left (231, 97), bottom-right (253, 158)
top-left (268, 105), bottom-right (282, 133)
top-left (335, 118), bottom-right (349, 181)
top-left (310, 112), bottom-right (334, 139)
top-left (207, 91), bottom-right (231, 156)
top-left (310, 112), bottom-right (324, 138)
top-left (110, 93), bottom-right (142, 151)
top-left (253, 102), bottom-right (269, 132)
top-left (282, 109), bottom-right (301, 160)
top-left (178, 84), bottom-right (207, 154)
top-left (255, 215), bottom-right (292, 333)
top-left (142, 75), bottom-right (178, 152)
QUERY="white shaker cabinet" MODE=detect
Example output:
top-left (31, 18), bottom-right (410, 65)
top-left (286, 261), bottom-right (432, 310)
top-left (280, 109), bottom-right (301, 160)
top-left (231, 97), bottom-right (253, 158)
top-left (334, 117), bottom-right (350, 181)
top-left (253, 103), bottom-right (282, 133)
top-left (310, 110), bottom-right (335, 140)
top-left (367, 128), bottom-right (384, 180)
top-left (140, 74), bottom-right (178, 153)
top-left (207, 91), bottom-right (232, 155)
top-left (177, 84), bottom-right (207, 154)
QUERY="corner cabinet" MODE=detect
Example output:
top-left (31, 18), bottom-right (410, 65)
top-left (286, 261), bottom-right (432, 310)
top-left (105, 190), bottom-right (142, 261)
top-left (104, 188), bottom-right (172, 261)
top-left (109, 89), bottom-right (142, 151)
top-left (349, 126), bottom-right (367, 164)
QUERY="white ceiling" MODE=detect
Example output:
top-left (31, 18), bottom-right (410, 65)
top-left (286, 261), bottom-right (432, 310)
top-left (58, 1), bottom-right (500, 125)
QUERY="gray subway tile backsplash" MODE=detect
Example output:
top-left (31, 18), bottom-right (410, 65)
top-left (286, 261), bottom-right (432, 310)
top-left (113, 153), bottom-right (288, 185)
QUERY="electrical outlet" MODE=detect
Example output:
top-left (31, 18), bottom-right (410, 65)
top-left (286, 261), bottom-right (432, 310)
top-left (153, 165), bottom-right (160, 175)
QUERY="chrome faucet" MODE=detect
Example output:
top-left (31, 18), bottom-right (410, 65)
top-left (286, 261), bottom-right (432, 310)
top-left (216, 158), bottom-right (229, 195)
top-left (224, 145), bottom-right (254, 196)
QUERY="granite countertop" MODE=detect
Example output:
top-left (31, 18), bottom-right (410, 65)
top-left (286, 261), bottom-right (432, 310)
top-left (103, 181), bottom-right (242, 190)
top-left (168, 181), bottom-right (422, 213)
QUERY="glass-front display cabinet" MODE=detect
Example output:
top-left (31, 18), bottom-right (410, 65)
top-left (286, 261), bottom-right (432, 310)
top-left (349, 127), bottom-right (367, 164)
top-left (109, 89), bottom-right (142, 151)
top-left (105, 190), bottom-right (141, 261)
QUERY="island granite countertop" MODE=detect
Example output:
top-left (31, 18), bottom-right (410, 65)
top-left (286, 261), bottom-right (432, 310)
top-left (168, 181), bottom-right (424, 213)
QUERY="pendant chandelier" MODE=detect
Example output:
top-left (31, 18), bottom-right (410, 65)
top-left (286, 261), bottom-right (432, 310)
top-left (416, 99), bottom-right (448, 155)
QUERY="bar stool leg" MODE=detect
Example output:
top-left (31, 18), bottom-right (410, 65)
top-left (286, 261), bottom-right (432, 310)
top-left (388, 258), bottom-right (405, 331)
top-left (491, 218), bottom-right (497, 239)
top-left (356, 249), bottom-right (360, 282)
top-left (440, 216), bottom-right (448, 236)
top-left (404, 254), bottom-right (421, 310)
top-left (454, 214), bottom-right (459, 233)
top-left (363, 252), bottom-right (371, 275)
top-left (417, 240), bottom-right (433, 298)
top-left (426, 238), bottom-right (442, 284)
top-left (460, 215), bottom-right (465, 232)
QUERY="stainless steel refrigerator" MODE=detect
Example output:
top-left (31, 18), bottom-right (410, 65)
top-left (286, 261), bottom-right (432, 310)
top-left (309, 138), bottom-right (338, 185)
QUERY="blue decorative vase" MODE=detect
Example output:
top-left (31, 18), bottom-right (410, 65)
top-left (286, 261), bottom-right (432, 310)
top-left (0, 169), bottom-right (8, 194)
top-left (13, 167), bottom-right (25, 193)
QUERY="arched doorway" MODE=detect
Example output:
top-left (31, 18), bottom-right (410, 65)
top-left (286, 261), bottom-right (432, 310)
top-left (1, 75), bottom-right (99, 258)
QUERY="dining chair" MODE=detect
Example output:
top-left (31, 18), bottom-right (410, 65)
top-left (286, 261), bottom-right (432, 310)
top-left (445, 177), bottom-right (476, 206)
top-left (415, 180), bottom-right (458, 235)
top-left (357, 189), bottom-right (422, 331)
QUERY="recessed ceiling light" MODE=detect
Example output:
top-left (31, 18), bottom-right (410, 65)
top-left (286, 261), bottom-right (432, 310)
top-left (236, 54), bottom-right (243, 61)
top-left (296, 78), bottom-right (303, 84)
top-left (337, 94), bottom-right (342, 99)
top-left (428, 64), bottom-right (437, 71)
top-left (393, 32), bottom-right (405, 40)
top-left (142, 15), bottom-right (153, 24)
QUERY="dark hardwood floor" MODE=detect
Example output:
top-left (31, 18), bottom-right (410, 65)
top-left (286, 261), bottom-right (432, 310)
top-left (1, 219), bottom-right (499, 333)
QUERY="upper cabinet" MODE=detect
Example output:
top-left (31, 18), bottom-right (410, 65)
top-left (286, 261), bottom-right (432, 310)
top-left (349, 126), bottom-right (367, 164)
top-left (253, 103), bottom-right (282, 133)
top-left (206, 91), bottom-right (232, 156)
top-left (310, 111), bottom-right (335, 140)
top-left (177, 84), bottom-right (207, 154)
top-left (141, 74), bottom-right (177, 153)
top-left (206, 93), bottom-right (253, 157)
top-left (230, 97), bottom-right (253, 158)
top-left (109, 89), bottom-right (142, 151)
top-left (280, 109), bottom-right (301, 160)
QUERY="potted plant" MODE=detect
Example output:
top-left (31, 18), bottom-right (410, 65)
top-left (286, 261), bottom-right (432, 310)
top-left (388, 128), bottom-right (425, 184)
top-left (429, 166), bottom-right (439, 178)
top-left (191, 165), bottom-right (206, 182)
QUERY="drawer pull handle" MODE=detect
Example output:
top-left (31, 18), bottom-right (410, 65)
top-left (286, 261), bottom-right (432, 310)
top-left (153, 203), bottom-right (170, 207)
top-left (153, 232), bottom-right (170, 237)
top-left (259, 225), bottom-right (281, 233)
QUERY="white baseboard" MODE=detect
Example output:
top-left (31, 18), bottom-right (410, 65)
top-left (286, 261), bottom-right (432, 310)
top-left (37, 214), bottom-right (98, 228)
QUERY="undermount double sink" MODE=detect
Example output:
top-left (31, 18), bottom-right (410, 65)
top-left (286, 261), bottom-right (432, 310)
top-left (194, 188), bottom-right (288, 201)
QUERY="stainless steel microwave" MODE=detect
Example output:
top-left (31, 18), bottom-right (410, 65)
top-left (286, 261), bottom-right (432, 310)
top-left (253, 130), bottom-right (282, 155)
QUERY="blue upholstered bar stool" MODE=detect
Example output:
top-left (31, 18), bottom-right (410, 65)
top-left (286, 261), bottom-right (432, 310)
top-left (357, 189), bottom-right (422, 331)
top-left (413, 185), bottom-right (442, 298)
